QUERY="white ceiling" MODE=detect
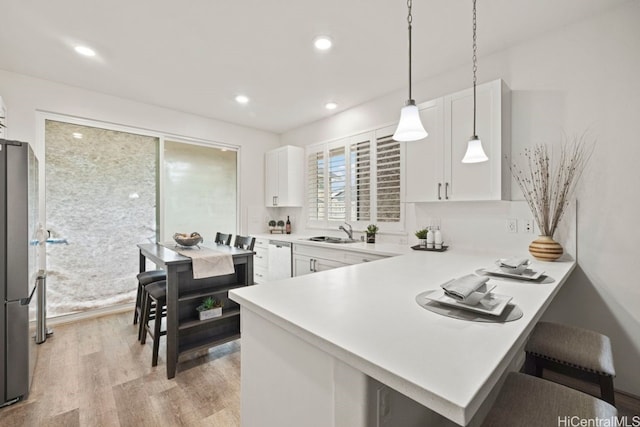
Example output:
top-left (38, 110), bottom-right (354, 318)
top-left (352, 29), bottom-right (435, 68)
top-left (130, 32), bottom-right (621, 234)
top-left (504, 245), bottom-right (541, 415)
top-left (0, 0), bottom-right (628, 134)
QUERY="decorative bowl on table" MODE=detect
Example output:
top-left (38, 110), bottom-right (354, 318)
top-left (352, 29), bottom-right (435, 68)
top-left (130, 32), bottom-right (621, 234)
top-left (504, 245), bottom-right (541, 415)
top-left (173, 232), bottom-right (203, 247)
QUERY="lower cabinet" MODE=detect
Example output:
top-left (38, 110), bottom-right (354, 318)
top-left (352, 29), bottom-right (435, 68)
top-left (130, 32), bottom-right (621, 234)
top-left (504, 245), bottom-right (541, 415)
top-left (254, 238), bottom-right (269, 284)
top-left (293, 254), bottom-right (347, 276)
top-left (292, 244), bottom-right (387, 277)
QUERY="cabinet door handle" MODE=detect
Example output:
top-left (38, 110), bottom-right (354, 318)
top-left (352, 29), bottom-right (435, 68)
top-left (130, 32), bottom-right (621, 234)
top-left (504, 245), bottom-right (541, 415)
top-left (445, 182), bottom-right (450, 200)
top-left (310, 258), bottom-right (314, 272)
top-left (438, 183), bottom-right (442, 200)
top-left (313, 259), bottom-right (317, 272)
top-left (272, 196), bottom-right (277, 206)
top-left (362, 259), bottom-right (370, 263)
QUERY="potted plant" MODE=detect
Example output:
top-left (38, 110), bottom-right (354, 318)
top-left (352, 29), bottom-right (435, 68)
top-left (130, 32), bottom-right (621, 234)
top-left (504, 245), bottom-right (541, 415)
top-left (366, 224), bottom-right (378, 243)
top-left (197, 296), bottom-right (223, 320)
top-left (415, 228), bottom-right (429, 247)
top-left (268, 220), bottom-right (277, 232)
top-left (277, 219), bottom-right (285, 233)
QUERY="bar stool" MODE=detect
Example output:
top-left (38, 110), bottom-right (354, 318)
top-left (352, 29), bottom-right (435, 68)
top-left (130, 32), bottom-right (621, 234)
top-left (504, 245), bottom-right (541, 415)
top-left (215, 232), bottom-right (232, 245)
top-left (140, 280), bottom-right (167, 367)
top-left (133, 270), bottom-right (166, 326)
top-left (234, 235), bottom-right (255, 251)
top-left (525, 321), bottom-right (616, 405)
top-left (481, 372), bottom-right (617, 427)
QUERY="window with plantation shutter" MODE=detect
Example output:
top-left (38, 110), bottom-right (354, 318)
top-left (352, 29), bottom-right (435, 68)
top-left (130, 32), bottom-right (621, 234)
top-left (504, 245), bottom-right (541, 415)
top-left (307, 150), bottom-right (324, 221)
top-left (306, 125), bottom-right (403, 230)
top-left (349, 139), bottom-right (370, 222)
top-left (327, 146), bottom-right (346, 221)
top-left (376, 134), bottom-right (401, 223)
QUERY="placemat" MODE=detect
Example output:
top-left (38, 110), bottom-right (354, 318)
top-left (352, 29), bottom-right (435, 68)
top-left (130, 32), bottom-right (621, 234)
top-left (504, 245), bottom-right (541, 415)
top-left (415, 290), bottom-right (523, 323)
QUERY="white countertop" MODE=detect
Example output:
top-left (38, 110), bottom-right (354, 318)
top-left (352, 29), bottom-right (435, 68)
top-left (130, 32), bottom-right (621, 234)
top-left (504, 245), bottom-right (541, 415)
top-left (230, 248), bottom-right (576, 425)
top-left (253, 232), bottom-right (411, 257)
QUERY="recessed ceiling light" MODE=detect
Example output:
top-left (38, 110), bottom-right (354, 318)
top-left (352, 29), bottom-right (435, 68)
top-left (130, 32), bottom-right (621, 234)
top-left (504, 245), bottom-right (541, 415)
top-left (74, 45), bottom-right (96, 57)
top-left (325, 102), bottom-right (338, 110)
top-left (72, 132), bottom-right (83, 139)
top-left (314, 36), bottom-right (332, 51)
top-left (235, 95), bottom-right (249, 104)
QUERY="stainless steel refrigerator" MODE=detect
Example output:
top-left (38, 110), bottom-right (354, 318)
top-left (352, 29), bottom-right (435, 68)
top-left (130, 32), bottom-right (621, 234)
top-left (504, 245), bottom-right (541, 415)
top-left (1, 139), bottom-right (39, 406)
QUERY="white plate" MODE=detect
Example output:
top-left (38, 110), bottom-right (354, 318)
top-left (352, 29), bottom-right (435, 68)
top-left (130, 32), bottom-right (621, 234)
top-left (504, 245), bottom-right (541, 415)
top-left (484, 266), bottom-right (545, 281)
top-left (424, 290), bottom-right (513, 316)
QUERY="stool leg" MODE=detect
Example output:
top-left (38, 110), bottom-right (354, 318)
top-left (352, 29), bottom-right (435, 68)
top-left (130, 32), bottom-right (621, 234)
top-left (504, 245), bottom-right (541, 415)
top-left (152, 300), bottom-right (163, 367)
top-left (133, 282), bottom-right (142, 325)
top-left (140, 293), bottom-right (150, 345)
top-left (600, 376), bottom-right (615, 406)
top-left (525, 353), bottom-right (541, 377)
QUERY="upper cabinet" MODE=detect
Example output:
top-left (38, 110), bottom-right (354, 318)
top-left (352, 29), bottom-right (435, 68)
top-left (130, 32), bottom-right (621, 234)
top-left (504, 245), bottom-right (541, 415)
top-left (405, 79), bottom-right (511, 202)
top-left (265, 145), bottom-right (304, 207)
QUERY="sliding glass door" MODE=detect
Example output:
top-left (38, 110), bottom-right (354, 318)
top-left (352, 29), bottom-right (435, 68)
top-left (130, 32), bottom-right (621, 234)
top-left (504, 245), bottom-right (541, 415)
top-left (44, 120), bottom-right (238, 317)
top-left (163, 140), bottom-right (237, 243)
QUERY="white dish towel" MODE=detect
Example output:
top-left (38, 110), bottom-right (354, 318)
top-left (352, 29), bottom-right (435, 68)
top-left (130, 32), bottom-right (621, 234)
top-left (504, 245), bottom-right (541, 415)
top-left (165, 244), bottom-right (235, 279)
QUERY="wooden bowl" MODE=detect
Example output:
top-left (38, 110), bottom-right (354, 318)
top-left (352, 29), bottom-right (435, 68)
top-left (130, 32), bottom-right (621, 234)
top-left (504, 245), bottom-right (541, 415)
top-left (173, 233), bottom-right (203, 247)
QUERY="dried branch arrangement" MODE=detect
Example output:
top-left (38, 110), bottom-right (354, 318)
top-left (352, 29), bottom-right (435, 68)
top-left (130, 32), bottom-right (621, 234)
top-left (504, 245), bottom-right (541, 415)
top-left (511, 134), bottom-right (593, 237)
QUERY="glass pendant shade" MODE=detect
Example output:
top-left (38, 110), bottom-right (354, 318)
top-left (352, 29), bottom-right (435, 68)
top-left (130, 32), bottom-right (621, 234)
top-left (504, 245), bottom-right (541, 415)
top-left (393, 102), bottom-right (428, 142)
top-left (462, 135), bottom-right (488, 163)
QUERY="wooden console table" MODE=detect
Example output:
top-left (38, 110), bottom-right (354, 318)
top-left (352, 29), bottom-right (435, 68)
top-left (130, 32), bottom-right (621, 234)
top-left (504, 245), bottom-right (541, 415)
top-left (137, 243), bottom-right (254, 379)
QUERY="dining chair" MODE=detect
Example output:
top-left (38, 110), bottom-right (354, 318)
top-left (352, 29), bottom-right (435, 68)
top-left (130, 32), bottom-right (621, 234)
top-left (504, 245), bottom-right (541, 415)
top-left (234, 235), bottom-right (256, 251)
top-left (215, 232), bottom-right (232, 246)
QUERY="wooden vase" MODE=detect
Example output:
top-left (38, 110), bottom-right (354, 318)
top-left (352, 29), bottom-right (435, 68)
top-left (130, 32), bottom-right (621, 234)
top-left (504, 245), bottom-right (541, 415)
top-left (529, 235), bottom-right (563, 261)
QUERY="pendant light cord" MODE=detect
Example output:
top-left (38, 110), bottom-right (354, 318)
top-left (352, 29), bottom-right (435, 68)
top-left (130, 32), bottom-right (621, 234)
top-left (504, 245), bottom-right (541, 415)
top-left (407, 0), bottom-right (413, 102)
top-left (472, 0), bottom-right (478, 135)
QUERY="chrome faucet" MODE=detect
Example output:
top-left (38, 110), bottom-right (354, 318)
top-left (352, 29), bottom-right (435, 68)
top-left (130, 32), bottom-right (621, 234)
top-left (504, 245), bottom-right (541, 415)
top-left (339, 222), bottom-right (353, 240)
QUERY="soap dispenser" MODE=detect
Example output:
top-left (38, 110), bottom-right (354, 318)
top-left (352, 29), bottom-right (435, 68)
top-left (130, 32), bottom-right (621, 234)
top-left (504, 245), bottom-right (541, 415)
top-left (434, 226), bottom-right (443, 250)
top-left (426, 227), bottom-right (435, 249)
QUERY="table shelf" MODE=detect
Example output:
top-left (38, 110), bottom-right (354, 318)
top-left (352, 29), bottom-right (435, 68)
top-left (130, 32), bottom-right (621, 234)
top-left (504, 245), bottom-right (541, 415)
top-left (178, 331), bottom-right (241, 357)
top-left (178, 307), bottom-right (241, 331)
top-left (178, 283), bottom-right (248, 302)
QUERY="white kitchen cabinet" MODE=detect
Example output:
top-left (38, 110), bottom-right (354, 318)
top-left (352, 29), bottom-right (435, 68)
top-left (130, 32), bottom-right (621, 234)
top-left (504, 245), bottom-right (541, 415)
top-left (254, 238), bottom-right (269, 284)
top-left (265, 145), bottom-right (304, 207)
top-left (404, 79), bottom-right (510, 202)
top-left (405, 98), bottom-right (444, 202)
top-left (293, 254), bottom-right (348, 276)
top-left (292, 243), bottom-right (387, 277)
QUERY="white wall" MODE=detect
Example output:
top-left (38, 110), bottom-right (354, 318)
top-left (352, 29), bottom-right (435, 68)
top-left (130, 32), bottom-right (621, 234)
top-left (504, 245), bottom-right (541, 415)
top-left (0, 69), bottom-right (280, 236)
top-left (281, 2), bottom-right (640, 395)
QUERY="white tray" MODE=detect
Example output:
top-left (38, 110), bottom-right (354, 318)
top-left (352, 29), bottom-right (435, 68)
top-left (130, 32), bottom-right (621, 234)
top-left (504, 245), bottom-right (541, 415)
top-left (424, 289), bottom-right (513, 316)
top-left (484, 266), bottom-right (545, 281)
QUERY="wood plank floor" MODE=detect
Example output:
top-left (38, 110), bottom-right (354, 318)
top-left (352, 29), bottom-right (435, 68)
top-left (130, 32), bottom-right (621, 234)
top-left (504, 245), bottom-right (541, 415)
top-left (0, 311), bottom-right (240, 427)
top-left (1, 311), bottom-right (638, 426)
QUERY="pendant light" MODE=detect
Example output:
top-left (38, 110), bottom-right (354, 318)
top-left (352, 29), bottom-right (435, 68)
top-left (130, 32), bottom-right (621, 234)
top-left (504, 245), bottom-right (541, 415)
top-left (462, 0), bottom-right (488, 163)
top-left (392, 0), bottom-right (427, 142)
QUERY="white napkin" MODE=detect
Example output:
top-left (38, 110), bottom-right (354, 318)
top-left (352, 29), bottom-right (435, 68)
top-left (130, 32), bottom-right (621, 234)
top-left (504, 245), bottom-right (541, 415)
top-left (441, 274), bottom-right (489, 301)
top-left (500, 257), bottom-right (528, 269)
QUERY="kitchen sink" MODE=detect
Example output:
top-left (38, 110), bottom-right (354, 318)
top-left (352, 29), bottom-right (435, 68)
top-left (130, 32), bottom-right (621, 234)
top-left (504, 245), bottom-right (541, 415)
top-left (307, 236), bottom-right (358, 244)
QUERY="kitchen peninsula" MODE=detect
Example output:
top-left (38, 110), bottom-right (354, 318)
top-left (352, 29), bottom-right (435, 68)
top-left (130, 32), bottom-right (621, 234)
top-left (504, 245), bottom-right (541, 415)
top-left (138, 243), bottom-right (254, 379)
top-left (230, 248), bottom-right (576, 426)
